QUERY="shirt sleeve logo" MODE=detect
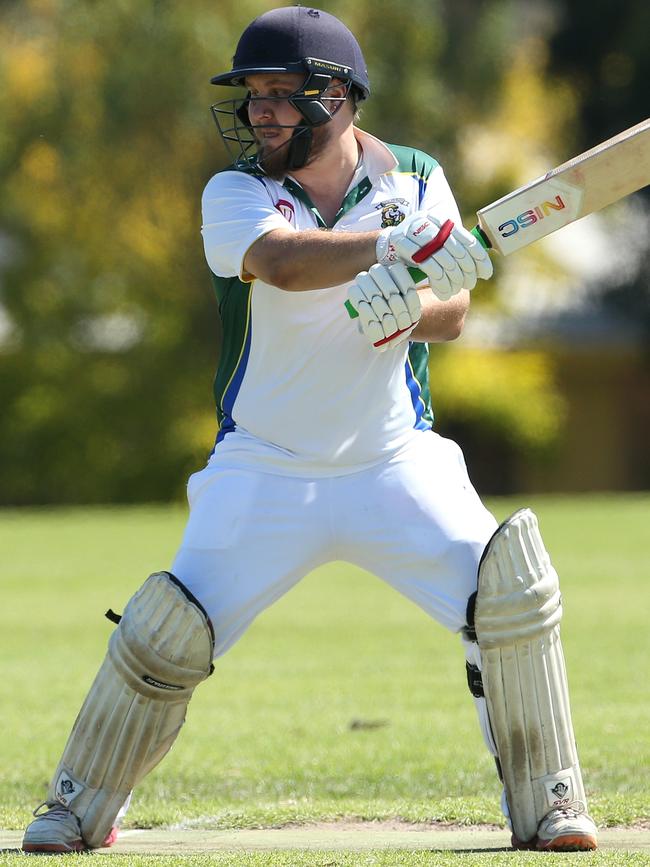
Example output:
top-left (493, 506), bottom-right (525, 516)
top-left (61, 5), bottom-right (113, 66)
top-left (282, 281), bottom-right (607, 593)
top-left (275, 199), bottom-right (295, 224)
top-left (375, 198), bottom-right (408, 228)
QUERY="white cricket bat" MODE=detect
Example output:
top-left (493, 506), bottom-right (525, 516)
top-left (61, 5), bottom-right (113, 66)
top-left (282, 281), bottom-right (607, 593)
top-left (471, 118), bottom-right (650, 255)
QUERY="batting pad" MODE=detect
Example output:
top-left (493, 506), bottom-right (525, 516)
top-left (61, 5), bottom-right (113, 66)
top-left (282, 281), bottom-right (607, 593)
top-left (475, 509), bottom-right (586, 845)
top-left (48, 572), bottom-right (214, 849)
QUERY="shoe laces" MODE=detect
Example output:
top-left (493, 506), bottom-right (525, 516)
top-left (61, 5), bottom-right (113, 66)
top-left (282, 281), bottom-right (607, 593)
top-left (545, 800), bottom-right (594, 822)
top-left (556, 799), bottom-right (585, 815)
top-left (32, 801), bottom-right (69, 818)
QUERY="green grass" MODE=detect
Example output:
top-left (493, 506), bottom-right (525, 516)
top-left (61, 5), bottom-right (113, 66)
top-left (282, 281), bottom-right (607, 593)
top-left (1, 854), bottom-right (649, 867)
top-left (2, 494), bottom-right (649, 857)
top-left (2, 853), bottom-right (650, 867)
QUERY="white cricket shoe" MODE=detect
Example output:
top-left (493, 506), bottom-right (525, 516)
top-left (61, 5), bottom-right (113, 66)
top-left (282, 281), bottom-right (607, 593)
top-left (513, 802), bottom-right (598, 851)
top-left (22, 802), bottom-right (118, 853)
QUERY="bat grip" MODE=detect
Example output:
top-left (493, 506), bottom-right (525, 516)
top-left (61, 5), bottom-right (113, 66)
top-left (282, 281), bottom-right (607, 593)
top-left (471, 225), bottom-right (492, 250)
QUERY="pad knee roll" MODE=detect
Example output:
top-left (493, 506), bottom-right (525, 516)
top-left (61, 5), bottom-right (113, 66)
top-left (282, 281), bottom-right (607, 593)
top-left (48, 572), bottom-right (214, 848)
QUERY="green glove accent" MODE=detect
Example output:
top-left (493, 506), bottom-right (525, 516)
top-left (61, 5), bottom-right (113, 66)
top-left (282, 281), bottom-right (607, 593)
top-left (408, 265), bottom-right (428, 283)
top-left (471, 225), bottom-right (492, 250)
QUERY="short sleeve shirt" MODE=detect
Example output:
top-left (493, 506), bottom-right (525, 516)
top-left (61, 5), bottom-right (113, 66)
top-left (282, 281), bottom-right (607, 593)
top-left (201, 127), bottom-right (462, 476)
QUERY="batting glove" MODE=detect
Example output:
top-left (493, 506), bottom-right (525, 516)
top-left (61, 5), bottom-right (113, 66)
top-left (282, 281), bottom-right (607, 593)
top-left (348, 262), bottom-right (421, 352)
top-left (376, 211), bottom-right (493, 301)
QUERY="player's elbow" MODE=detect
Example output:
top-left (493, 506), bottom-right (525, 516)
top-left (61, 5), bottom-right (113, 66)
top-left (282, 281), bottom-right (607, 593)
top-left (412, 313), bottom-right (466, 343)
top-left (242, 251), bottom-right (286, 288)
top-left (444, 312), bottom-right (466, 341)
top-left (244, 230), bottom-right (305, 291)
top-left (263, 262), bottom-right (315, 291)
top-left (424, 315), bottom-right (465, 343)
top-left (413, 289), bottom-right (469, 342)
top-left (266, 261), bottom-right (306, 291)
top-left (442, 290), bottom-right (470, 340)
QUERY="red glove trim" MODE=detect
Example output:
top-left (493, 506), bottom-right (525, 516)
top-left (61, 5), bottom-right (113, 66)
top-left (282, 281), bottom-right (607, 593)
top-left (411, 219), bottom-right (454, 264)
top-left (373, 323), bottom-right (416, 348)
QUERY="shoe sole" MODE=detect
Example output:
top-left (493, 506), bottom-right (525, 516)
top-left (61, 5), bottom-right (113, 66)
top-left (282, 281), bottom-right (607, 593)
top-left (22, 825), bottom-right (118, 853)
top-left (22, 841), bottom-right (86, 853)
top-left (101, 826), bottom-right (119, 847)
top-left (512, 833), bottom-right (598, 852)
top-left (538, 834), bottom-right (598, 851)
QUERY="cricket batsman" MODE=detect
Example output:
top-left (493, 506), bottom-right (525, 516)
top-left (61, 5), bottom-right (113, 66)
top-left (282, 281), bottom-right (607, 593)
top-left (23, 5), bottom-right (598, 853)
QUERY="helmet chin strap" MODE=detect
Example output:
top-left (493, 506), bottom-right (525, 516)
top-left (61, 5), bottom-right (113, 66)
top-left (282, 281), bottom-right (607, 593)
top-left (286, 127), bottom-right (313, 170)
top-left (253, 125), bottom-right (313, 175)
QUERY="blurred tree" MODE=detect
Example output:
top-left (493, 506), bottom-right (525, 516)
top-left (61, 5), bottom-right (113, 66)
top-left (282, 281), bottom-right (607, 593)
top-left (0, 0), bottom-right (646, 503)
top-left (0, 0), bottom-right (228, 502)
top-left (548, 0), bottom-right (649, 144)
top-left (548, 0), bottom-right (650, 336)
top-left (428, 347), bottom-right (567, 494)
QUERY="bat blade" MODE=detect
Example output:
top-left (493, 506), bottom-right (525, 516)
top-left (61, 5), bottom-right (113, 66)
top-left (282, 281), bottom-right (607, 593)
top-left (475, 118), bottom-right (650, 256)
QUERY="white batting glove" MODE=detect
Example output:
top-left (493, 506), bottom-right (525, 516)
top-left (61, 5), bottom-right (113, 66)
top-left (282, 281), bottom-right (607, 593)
top-left (348, 262), bottom-right (421, 352)
top-left (376, 212), bottom-right (493, 301)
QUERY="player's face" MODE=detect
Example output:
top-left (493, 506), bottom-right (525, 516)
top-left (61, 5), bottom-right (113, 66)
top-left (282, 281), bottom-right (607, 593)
top-left (244, 73), bottom-right (308, 178)
top-left (243, 72), bottom-right (347, 179)
top-left (246, 73), bottom-right (304, 143)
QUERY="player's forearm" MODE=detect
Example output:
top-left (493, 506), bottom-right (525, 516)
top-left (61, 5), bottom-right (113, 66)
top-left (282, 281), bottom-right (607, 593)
top-left (243, 228), bottom-right (380, 291)
top-left (410, 289), bottom-right (469, 343)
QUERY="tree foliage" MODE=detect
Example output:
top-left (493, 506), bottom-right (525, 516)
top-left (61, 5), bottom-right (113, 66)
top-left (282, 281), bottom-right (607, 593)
top-left (547, 0), bottom-right (650, 333)
top-left (0, 0), bottom-right (647, 503)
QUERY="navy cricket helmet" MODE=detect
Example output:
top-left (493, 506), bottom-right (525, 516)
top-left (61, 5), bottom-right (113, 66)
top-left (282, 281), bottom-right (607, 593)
top-left (212, 6), bottom-right (370, 101)
top-left (210, 6), bottom-right (370, 173)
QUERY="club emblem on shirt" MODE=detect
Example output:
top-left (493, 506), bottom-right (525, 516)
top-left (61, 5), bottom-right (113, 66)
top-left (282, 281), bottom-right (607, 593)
top-left (275, 199), bottom-right (295, 223)
top-left (376, 198), bottom-right (408, 228)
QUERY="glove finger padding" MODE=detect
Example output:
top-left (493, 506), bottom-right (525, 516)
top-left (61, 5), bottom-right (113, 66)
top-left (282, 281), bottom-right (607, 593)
top-left (389, 262), bottom-right (422, 322)
top-left (436, 233), bottom-right (478, 290)
top-left (419, 217), bottom-right (472, 297)
top-left (368, 265), bottom-right (413, 331)
top-left (348, 283), bottom-right (387, 346)
top-left (356, 271), bottom-right (399, 335)
top-left (452, 224), bottom-right (494, 280)
top-left (432, 247), bottom-right (466, 291)
top-left (351, 277), bottom-right (400, 348)
top-left (348, 263), bottom-right (421, 352)
top-left (417, 261), bottom-right (454, 301)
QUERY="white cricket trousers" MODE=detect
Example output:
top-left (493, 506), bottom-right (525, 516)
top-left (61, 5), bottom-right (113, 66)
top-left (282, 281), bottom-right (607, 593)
top-left (171, 430), bottom-right (499, 756)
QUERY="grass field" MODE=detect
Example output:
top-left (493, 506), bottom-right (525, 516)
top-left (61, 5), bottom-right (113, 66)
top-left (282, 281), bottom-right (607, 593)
top-left (1, 494), bottom-right (649, 865)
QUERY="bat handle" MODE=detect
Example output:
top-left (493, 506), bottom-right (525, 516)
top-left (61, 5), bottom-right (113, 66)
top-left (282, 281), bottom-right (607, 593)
top-left (471, 225), bottom-right (492, 250)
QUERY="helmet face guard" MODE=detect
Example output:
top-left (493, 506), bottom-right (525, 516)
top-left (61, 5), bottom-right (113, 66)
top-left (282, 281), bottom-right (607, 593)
top-left (210, 60), bottom-right (352, 173)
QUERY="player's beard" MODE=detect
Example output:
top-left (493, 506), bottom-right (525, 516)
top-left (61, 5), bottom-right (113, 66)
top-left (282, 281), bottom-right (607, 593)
top-left (256, 123), bottom-right (334, 180)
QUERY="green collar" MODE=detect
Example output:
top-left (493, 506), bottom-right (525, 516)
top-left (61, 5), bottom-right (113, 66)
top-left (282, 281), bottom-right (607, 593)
top-left (282, 176), bottom-right (374, 229)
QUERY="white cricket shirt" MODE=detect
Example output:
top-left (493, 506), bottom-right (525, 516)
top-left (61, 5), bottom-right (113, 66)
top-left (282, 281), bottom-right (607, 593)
top-left (201, 127), bottom-right (462, 476)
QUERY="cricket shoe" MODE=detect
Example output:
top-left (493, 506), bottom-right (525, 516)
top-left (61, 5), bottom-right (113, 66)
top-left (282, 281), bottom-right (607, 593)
top-left (512, 802), bottom-right (598, 851)
top-left (22, 802), bottom-right (119, 853)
